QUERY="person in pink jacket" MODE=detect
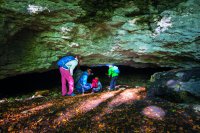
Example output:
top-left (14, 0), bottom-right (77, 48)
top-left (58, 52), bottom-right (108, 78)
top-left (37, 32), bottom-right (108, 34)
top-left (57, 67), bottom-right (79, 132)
top-left (57, 55), bottom-right (79, 96)
top-left (91, 77), bottom-right (102, 93)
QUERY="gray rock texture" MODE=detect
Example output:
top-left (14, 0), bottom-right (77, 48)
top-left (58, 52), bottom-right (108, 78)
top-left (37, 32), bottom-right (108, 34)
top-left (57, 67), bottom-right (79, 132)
top-left (148, 67), bottom-right (200, 103)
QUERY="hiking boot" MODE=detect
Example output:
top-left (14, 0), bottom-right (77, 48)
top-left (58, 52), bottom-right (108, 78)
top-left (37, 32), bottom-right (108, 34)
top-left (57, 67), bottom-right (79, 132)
top-left (108, 87), bottom-right (115, 91)
top-left (65, 93), bottom-right (76, 96)
top-left (70, 93), bottom-right (76, 96)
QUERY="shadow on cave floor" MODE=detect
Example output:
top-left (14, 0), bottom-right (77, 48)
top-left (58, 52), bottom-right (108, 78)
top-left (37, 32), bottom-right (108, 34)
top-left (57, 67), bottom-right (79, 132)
top-left (0, 66), bottom-right (171, 99)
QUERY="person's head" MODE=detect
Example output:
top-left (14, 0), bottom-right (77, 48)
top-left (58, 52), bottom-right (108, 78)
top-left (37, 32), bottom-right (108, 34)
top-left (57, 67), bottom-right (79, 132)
top-left (108, 64), bottom-right (113, 68)
top-left (87, 68), bottom-right (93, 75)
top-left (76, 55), bottom-right (83, 64)
top-left (71, 55), bottom-right (82, 68)
top-left (66, 53), bottom-right (79, 59)
top-left (94, 77), bottom-right (99, 80)
top-left (75, 55), bottom-right (80, 60)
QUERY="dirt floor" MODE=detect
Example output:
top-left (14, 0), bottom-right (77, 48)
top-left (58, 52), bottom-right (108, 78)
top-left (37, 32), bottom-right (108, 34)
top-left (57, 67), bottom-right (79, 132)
top-left (0, 86), bottom-right (199, 132)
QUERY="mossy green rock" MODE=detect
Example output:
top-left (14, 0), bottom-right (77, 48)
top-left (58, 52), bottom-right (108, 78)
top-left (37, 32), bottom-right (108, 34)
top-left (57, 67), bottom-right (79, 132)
top-left (0, 0), bottom-right (200, 79)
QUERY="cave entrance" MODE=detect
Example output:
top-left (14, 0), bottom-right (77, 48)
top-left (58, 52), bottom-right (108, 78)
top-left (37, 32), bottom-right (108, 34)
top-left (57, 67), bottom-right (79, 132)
top-left (0, 66), bottom-right (171, 99)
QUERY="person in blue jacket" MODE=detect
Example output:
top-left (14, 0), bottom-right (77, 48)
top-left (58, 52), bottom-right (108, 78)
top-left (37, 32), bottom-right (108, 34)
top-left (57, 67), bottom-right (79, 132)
top-left (75, 69), bottom-right (93, 94)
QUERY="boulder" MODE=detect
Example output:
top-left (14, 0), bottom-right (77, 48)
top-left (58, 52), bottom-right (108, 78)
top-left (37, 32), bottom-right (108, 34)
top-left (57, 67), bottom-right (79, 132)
top-left (147, 67), bottom-right (200, 103)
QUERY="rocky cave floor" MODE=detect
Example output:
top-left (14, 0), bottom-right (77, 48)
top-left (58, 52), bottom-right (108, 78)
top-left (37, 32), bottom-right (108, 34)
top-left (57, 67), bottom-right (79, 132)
top-left (0, 68), bottom-right (200, 132)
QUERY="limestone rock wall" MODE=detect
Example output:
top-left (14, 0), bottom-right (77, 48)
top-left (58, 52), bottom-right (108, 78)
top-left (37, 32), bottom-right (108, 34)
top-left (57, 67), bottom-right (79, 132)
top-left (0, 0), bottom-right (200, 79)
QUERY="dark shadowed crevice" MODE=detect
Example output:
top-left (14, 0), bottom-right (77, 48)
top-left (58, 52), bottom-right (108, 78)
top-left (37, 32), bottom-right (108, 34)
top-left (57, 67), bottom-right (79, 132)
top-left (0, 69), bottom-right (61, 98)
top-left (0, 27), bottom-right (39, 67)
top-left (0, 66), bottom-right (172, 98)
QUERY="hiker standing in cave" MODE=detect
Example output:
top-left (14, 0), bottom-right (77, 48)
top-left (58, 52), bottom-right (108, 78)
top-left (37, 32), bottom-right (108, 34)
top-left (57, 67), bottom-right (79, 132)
top-left (108, 65), bottom-right (120, 90)
top-left (57, 55), bottom-right (79, 96)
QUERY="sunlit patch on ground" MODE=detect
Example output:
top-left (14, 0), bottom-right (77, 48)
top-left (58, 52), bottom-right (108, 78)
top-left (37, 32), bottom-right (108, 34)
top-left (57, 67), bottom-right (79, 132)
top-left (142, 106), bottom-right (166, 120)
top-left (55, 91), bottom-right (118, 125)
top-left (21, 103), bottom-right (53, 114)
top-left (92, 87), bottom-right (146, 122)
top-left (0, 102), bottom-right (53, 126)
top-left (108, 87), bottom-right (146, 107)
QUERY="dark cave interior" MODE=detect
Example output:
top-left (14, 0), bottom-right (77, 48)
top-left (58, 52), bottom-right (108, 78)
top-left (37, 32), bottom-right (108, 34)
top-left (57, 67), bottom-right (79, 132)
top-left (0, 66), bottom-right (171, 98)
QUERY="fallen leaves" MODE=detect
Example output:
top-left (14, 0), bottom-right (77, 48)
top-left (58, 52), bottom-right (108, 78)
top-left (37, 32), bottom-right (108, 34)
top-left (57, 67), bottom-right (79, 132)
top-left (193, 125), bottom-right (200, 130)
top-left (0, 88), bottom-right (199, 132)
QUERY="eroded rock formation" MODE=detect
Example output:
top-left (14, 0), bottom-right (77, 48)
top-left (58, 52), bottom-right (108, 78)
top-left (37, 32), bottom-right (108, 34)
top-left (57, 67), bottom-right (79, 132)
top-left (0, 0), bottom-right (200, 79)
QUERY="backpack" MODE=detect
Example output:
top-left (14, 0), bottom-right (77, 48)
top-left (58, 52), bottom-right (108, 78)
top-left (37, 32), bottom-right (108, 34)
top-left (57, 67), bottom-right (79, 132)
top-left (113, 66), bottom-right (120, 74)
top-left (73, 69), bottom-right (84, 85)
top-left (92, 79), bottom-right (98, 88)
top-left (57, 56), bottom-right (75, 69)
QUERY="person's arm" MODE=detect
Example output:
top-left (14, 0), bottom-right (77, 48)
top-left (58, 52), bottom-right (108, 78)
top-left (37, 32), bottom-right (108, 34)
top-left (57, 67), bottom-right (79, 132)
top-left (82, 75), bottom-right (88, 86)
top-left (91, 79), bottom-right (94, 88)
top-left (81, 75), bottom-right (89, 94)
top-left (108, 68), bottom-right (112, 77)
top-left (98, 82), bottom-right (102, 90)
top-left (65, 60), bottom-right (78, 76)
